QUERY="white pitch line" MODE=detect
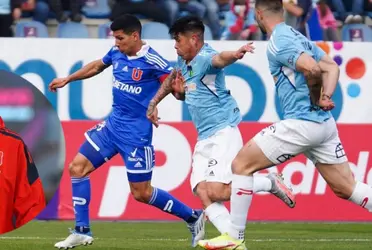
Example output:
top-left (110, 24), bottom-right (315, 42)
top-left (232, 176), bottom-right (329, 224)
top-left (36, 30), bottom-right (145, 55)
top-left (0, 237), bottom-right (371, 242)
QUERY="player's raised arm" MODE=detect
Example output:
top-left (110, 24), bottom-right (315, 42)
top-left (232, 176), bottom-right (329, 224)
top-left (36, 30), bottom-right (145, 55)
top-left (48, 59), bottom-right (110, 92)
top-left (211, 42), bottom-right (255, 68)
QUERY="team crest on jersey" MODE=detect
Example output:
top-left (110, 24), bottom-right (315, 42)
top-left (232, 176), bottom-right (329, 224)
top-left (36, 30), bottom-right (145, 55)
top-left (132, 68), bottom-right (143, 81)
top-left (0, 151), bottom-right (3, 166)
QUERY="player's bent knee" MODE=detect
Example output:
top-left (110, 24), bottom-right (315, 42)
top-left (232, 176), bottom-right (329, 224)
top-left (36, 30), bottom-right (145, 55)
top-left (131, 190), bottom-right (152, 203)
top-left (232, 157), bottom-right (256, 176)
top-left (130, 183), bottom-right (153, 203)
top-left (69, 161), bottom-right (90, 178)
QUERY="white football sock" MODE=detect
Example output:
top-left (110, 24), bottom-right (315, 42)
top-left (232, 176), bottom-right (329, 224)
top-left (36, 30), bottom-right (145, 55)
top-left (349, 181), bottom-right (372, 212)
top-left (229, 174), bottom-right (253, 240)
top-left (253, 176), bottom-right (272, 192)
top-left (205, 202), bottom-right (230, 234)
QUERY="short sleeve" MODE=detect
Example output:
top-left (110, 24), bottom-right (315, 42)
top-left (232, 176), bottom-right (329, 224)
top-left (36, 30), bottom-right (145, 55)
top-left (313, 43), bottom-right (326, 62)
top-left (102, 47), bottom-right (114, 66)
top-left (198, 50), bottom-right (218, 71)
top-left (150, 55), bottom-right (173, 82)
top-left (272, 35), bottom-right (313, 70)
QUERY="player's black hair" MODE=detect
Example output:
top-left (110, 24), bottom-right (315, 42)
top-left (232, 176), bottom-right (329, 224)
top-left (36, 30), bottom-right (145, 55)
top-left (110, 14), bottom-right (142, 35)
top-left (255, 0), bottom-right (283, 13)
top-left (169, 16), bottom-right (204, 40)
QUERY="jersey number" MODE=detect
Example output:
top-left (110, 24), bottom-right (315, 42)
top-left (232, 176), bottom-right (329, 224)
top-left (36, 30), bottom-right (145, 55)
top-left (0, 151), bottom-right (3, 166)
top-left (132, 68), bottom-right (143, 81)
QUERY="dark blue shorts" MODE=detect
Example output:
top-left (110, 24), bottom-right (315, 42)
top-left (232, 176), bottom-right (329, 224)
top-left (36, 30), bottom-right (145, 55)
top-left (79, 121), bottom-right (154, 182)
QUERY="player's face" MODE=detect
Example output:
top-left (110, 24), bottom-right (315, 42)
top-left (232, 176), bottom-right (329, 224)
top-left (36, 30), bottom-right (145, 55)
top-left (173, 33), bottom-right (195, 61)
top-left (255, 9), bottom-right (267, 34)
top-left (113, 30), bottom-right (138, 55)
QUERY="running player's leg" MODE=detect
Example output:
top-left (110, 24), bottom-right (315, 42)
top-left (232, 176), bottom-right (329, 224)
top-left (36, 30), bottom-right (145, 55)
top-left (206, 126), bottom-right (294, 207)
top-left (196, 126), bottom-right (294, 244)
top-left (120, 144), bottom-right (204, 247)
top-left (200, 126), bottom-right (271, 236)
top-left (55, 121), bottom-right (118, 249)
top-left (200, 121), bottom-right (303, 249)
top-left (191, 141), bottom-right (230, 236)
top-left (308, 118), bottom-right (372, 211)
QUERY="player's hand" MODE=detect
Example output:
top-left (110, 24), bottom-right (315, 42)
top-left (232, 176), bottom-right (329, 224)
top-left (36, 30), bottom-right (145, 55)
top-left (147, 101), bottom-right (160, 128)
top-left (172, 70), bottom-right (185, 94)
top-left (48, 77), bottom-right (70, 92)
top-left (318, 94), bottom-right (335, 111)
top-left (234, 42), bottom-right (255, 59)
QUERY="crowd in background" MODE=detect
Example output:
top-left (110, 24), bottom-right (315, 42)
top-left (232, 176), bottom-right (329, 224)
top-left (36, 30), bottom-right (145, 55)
top-left (1, 0), bottom-right (372, 40)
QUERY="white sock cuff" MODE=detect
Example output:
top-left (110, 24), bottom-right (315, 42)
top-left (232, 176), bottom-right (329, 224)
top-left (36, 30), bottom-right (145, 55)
top-left (232, 174), bottom-right (253, 189)
top-left (205, 202), bottom-right (229, 221)
top-left (349, 181), bottom-right (368, 202)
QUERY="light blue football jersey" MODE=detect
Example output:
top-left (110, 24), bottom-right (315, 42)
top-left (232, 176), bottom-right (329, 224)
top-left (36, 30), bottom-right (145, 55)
top-left (267, 22), bottom-right (331, 123)
top-left (176, 44), bottom-right (241, 140)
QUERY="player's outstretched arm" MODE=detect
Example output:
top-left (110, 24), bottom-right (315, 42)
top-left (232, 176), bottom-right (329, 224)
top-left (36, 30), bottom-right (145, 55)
top-left (48, 59), bottom-right (109, 92)
top-left (211, 42), bottom-right (255, 68)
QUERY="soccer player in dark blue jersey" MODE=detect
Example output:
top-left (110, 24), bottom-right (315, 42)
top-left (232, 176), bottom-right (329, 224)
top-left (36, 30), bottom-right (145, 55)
top-left (49, 14), bottom-right (205, 249)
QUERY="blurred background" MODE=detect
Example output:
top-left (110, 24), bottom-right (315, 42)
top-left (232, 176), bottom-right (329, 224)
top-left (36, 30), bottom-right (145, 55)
top-left (0, 0), bottom-right (372, 249)
top-left (0, 0), bottom-right (371, 41)
top-left (0, 70), bottom-right (65, 204)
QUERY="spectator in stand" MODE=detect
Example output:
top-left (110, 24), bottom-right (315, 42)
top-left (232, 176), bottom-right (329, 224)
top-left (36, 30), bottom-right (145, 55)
top-left (331, 0), bottom-right (364, 24)
top-left (21, 0), bottom-right (49, 24)
top-left (47, 0), bottom-right (82, 23)
top-left (283, 0), bottom-right (312, 37)
top-left (159, 0), bottom-right (206, 26)
top-left (154, 0), bottom-right (179, 25)
top-left (0, 0), bottom-right (22, 37)
top-left (221, 0), bottom-right (260, 40)
top-left (198, 0), bottom-right (228, 39)
top-left (316, 0), bottom-right (340, 41)
top-left (110, 0), bottom-right (173, 26)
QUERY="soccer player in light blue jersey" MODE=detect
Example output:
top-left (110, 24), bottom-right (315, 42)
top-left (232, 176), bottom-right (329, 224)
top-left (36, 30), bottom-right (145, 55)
top-left (48, 14), bottom-right (205, 249)
top-left (201, 0), bottom-right (372, 249)
top-left (147, 16), bottom-right (295, 246)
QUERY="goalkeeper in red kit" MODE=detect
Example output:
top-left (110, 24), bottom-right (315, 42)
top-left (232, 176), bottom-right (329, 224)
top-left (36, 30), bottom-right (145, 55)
top-left (0, 116), bottom-right (46, 234)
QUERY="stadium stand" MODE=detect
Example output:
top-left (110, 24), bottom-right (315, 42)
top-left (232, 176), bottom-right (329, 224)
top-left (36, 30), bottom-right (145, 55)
top-left (8, 0), bottom-right (372, 41)
top-left (15, 20), bottom-right (49, 38)
top-left (57, 22), bottom-right (90, 38)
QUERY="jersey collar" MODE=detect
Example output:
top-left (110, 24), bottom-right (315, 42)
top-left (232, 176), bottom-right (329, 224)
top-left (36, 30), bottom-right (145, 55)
top-left (186, 43), bottom-right (208, 66)
top-left (127, 42), bottom-right (150, 60)
top-left (273, 22), bottom-right (286, 33)
top-left (0, 117), bottom-right (4, 128)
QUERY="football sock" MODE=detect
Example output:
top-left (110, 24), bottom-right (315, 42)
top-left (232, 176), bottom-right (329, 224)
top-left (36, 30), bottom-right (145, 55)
top-left (71, 176), bottom-right (91, 233)
top-left (253, 176), bottom-right (272, 192)
top-left (149, 187), bottom-right (198, 223)
top-left (205, 202), bottom-right (230, 234)
top-left (349, 181), bottom-right (372, 212)
top-left (229, 174), bottom-right (253, 240)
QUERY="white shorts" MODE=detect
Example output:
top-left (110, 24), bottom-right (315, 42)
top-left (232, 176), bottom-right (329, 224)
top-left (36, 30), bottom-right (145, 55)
top-left (190, 126), bottom-right (243, 192)
top-left (253, 117), bottom-right (348, 165)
